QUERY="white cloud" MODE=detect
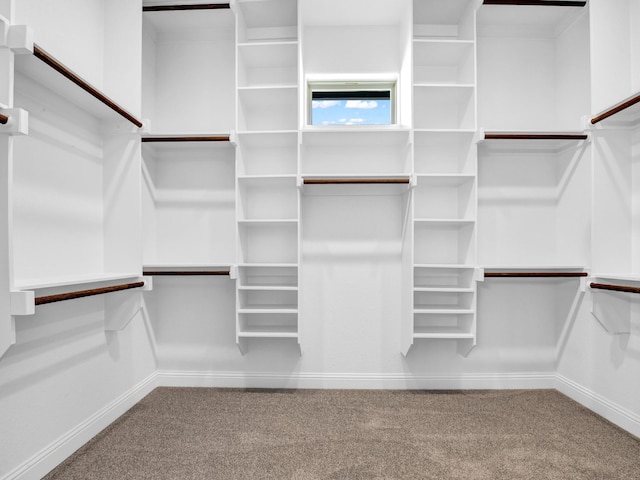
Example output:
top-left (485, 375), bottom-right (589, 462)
top-left (349, 118), bottom-right (365, 123)
top-left (345, 100), bottom-right (378, 109)
top-left (312, 100), bottom-right (340, 108)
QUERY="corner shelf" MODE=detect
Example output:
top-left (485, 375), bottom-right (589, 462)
top-left (15, 44), bottom-right (143, 127)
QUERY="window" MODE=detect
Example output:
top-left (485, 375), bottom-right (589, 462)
top-left (308, 81), bottom-right (396, 126)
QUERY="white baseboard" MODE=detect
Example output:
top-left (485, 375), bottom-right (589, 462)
top-left (555, 374), bottom-right (640, 439)
top-left (3, 372), bottom-right (158, 480)
top-left (157, 370), bottom-right (557, 390)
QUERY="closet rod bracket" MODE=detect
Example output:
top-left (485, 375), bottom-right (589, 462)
top-left (0, 108), bottom-right (28, 136)
top-left (7, 24), bottom-right (33, 55)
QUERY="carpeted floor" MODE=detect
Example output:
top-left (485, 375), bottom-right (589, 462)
top-left (44, 388), bottom-right (640, 479)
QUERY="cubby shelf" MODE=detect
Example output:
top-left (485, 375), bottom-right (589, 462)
top-left (238, 41), bottom-right (298, 88)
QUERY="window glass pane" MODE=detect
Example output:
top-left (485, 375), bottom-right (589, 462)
top-left (311, 90), bottom-right (392, 126)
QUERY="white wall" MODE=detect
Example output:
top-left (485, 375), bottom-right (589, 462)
top-left (0, 301), bottom-right (156, 479)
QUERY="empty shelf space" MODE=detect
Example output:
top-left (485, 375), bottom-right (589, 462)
top-left (413, 39), bottom-right (475, 85)
top-left (236, 0), bottom-right (298, 43)
top-left (237, 265), bottom-right (298, 288)
top-left (238, 41), bottom-right (298, 88)
top-left (237, 311), bottom-right (298, 338)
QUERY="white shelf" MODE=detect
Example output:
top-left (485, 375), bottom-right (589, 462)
top-left (142, 264), bottom-right (231, 273)
top-left (592, 274), bottom-right (640, 283)
top-left (14, 272), bottom-right (142, 291)
top-left (238, 286), bottom-right (298, 291)
top-left (414, 287), bottom-right (474, 293)
top-left (238, 219), bottom-right (298, 226)
top-left (15, 51), bottom-right (142, 127)
top-left (414, 219), bottom-right (475, 227)
top-left (238, 307), bottom-right (298, 314)
top-left (414, 308), bottom-right (474, 315)
top-left (413, 328), bottom-right (475, 340)
top-left (237, 327), bottom-right (298, 339)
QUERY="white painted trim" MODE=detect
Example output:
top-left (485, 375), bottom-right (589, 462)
top-left (2, 372), bottom-right (158, 480)
top-left (157, 370), bottom-right (557, 390)
top-left (555, 374), bottom-right (640, 439)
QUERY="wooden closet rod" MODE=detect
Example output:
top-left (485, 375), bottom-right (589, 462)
top-left (484, 133), bottom-right (588, 140)
top-left (483, 0), bottom-right (586, 6)
top-left (304, 178), bottom-right (410, 185)
top-left (143, 4), bottom-right (230, 11)
top-left (143, 270), bottom-right (230, 276)
top-left (0, 113), bottom-right (8, 125)
top-left (590, 282), bottom-right (640, 294)
top-left (591, 93), bottom-right (640, 125)
top-left (33, 45), bottom-right (144, 128)
top-left (485, 272), bottom-right (588, 278)
top-left (35, 281), bottom-right (145, 306)
top-left (142, 135), bottom-right (230, 142)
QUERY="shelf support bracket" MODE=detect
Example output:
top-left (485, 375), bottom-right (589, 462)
top-left (457, 338), bottom-right (475, 358)
top-left (591, 290), bottom-right (631, 335)
top-left (104, 278), bottom-right (152, 331)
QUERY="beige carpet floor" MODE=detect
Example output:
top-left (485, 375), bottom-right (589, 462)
top-left (44, 388), bottom-right (640, 479)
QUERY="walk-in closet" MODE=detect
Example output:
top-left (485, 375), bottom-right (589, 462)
top-left (1, 0), bottom-right (640, 478)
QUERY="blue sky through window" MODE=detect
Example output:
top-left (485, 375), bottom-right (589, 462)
top-left (311, 99), bottom-right (392, 126)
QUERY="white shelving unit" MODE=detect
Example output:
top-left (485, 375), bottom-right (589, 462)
top-left (588, 0), bottom-right (640, 338)
top-left (476, 1), bottom-right (591, 271)
top-left (140, 6), bottom-right (236, 271)
top-left (403, 0), bottom-right (478, 357)
top-left (234, 0), bottom-right (300, 353)
top-left (8, 0), bottom-right (144, 309)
